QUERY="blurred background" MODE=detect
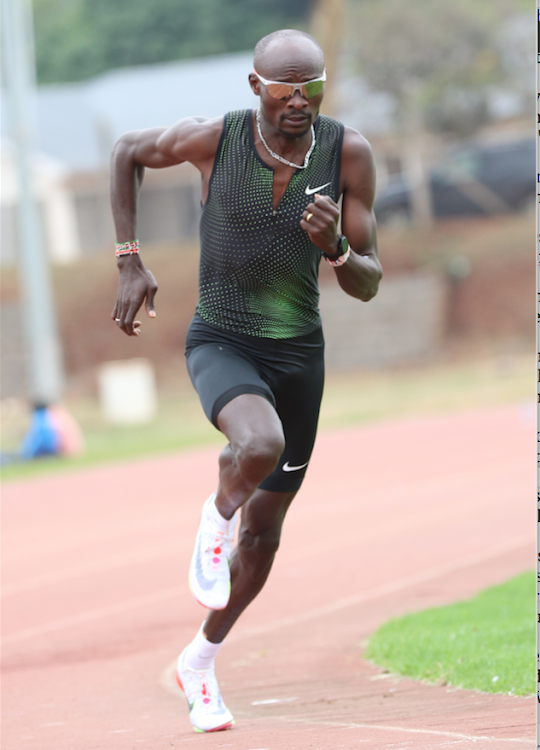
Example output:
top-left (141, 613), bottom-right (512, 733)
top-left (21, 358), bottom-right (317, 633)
top-left (0, 0), bottom-right (534, 475)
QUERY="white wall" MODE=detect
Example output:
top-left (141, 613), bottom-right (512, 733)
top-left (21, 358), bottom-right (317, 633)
top-left (1, 142), bottom-right (81, 265)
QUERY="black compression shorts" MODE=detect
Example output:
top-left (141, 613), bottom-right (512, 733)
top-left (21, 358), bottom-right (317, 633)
top-left (185, 314), bottom-right (325, 492)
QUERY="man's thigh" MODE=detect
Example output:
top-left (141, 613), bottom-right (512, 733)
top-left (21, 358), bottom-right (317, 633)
top-left (186, 324), bottom-right (324, 493)
top-left (216, 393), bottom-right (284, 451)
top-left (186, 342), bottom-right (276, 427)
top-left (259, 350), bottom-right (325, 493)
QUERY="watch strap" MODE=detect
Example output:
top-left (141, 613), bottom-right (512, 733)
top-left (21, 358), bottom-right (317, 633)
top-left (324, 236), bottom-right (351, 267)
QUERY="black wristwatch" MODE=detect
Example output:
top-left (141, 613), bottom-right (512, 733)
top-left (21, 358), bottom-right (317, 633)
top-left (323, 235), bottom-right (347, 260)
top-left (323, 235), bottom-right (350, 266)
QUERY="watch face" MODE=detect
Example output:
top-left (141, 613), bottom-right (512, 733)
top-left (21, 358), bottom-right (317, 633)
top-left (325, 236), bottom-right (349, 261)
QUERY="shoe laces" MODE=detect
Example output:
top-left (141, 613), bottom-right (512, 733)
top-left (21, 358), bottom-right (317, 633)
top-left (203, 528), bottom-right (229, 570)
top-left (198, 674), bottom-right (213, 706)
top-left (185, 666), bottom-right (217, 707)
top-left (202, 512), bottom-right (236, 568)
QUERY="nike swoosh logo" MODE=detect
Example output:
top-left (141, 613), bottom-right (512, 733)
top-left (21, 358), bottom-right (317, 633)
top-left (194, 535), bottom-right (217, 591)
top-left (282, 461), bottom-right (309, 472)
top-left (305, 182), bottom-right (331, 195)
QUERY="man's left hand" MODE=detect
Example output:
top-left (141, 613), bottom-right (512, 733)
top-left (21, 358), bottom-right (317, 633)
top-left (300, 193), bottom-right (340, 256)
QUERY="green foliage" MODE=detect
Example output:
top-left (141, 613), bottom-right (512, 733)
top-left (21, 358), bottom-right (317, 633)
top-left (352, 0), bottom-right (497, 95)
top-left (365, 572), bottom-right (535, 696)
top-left (33, 0), bottom-right (315, 84)
top-left (349, 0), bottom-right (529, 136)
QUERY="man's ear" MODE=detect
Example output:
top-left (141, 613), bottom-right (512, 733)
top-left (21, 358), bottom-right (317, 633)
top-left (248, 73), bottom-right (260, 96)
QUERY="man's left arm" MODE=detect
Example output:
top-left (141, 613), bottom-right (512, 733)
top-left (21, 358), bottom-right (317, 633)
top-left (300, 127), bottom-right (382, 301)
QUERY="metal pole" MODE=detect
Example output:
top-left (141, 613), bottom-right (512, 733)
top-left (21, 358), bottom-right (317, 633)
top-left (535, 0), bottom-right (540, 748)
top-left (1, 0), bottom-right (64, 404)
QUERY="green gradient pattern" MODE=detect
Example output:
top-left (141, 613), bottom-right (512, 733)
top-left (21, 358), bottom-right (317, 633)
top-left (197, 109), bottom-right (343, 339)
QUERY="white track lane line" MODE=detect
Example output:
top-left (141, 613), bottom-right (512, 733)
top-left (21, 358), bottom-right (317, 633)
top-left (161, 675), bottom-right (532, 745)
top-left (274, 715), bottom-right (533, 744)
top-left (3, 534), bottom-right (532, 648)
top-left (2, 585), bottom-right (183, 646)
top-left (225, 534), bottom-right (533, 643)
top-left (160, 534), bottom-right (532, 699)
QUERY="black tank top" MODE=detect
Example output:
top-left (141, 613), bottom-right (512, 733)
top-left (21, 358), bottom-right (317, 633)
top-left (197, 109), bottom-right (344, 339)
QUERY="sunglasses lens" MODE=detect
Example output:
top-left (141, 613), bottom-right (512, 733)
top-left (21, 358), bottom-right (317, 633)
top-left (266, 82), bottom-right (295, 99)
top-left (303, 80), bottom-right (325, 98)
top-left (262, 77), bottom-right (325, 99)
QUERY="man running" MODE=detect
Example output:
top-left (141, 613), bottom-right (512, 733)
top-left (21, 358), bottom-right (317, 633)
top-left (111, 28), bottom-right (382, 733)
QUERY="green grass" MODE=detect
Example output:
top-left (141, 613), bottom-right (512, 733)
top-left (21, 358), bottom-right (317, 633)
top-left (365, 571), bottom-right (535, 696)
top-left (1, 351), bottom-right (533, 482)
top-left (318, 352), bottom-right (533, 431)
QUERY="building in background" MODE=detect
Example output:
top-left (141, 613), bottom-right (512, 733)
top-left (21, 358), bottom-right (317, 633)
top-left (0, 44), bottom-right (533, 402)
top-left (1, 143), bottom-right (80, 264)
top-left (1, 52), bottom-right (258, 264)
top-left (1, 48), bottom-right (531, 265)
top-left (1, 50), bottom-right (399, 265)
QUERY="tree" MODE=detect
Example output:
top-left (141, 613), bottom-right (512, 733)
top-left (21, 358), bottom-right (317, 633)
top-left (32, 0), bottom-right (316, 84)
top-left (348, 0), bottom-right (527, 224)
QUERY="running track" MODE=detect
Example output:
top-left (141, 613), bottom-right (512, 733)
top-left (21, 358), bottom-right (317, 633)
top-left (2, 405), bottom-right (535, 749)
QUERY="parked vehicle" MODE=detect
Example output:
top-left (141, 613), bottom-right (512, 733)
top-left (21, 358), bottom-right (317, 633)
top-left (374, 138), bottom-right (535, 224)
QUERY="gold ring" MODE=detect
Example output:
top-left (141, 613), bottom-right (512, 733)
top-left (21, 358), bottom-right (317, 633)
top-left (306, 212), bottom-right (313, 222)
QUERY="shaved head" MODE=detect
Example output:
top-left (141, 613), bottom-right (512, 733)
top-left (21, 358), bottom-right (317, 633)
top-left (254, 29), bottom-right (324, 74)
top-left (250, 28), bottom-right (326, 140)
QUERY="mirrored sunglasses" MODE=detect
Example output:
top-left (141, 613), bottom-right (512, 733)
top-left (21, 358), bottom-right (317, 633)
top-left (253, 69), bottom-right (326, 100)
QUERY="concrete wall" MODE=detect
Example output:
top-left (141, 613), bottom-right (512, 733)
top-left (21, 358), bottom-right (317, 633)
top-left (0, 147), bottom-right (81, 266)
top-left (320, 272), bottom-right (447, 369)
top-left (67, 163), bottom-right (201, 256)
top-left (0, 271), bottom-right (447, 399)
top-left (1, 157), bottom-right (201, 264)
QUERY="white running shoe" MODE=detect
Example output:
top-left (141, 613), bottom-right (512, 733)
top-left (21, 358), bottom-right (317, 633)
top-left (176, 647), bottom-right (234, 733)
top-left (189, 494), bottom-right (237, 610)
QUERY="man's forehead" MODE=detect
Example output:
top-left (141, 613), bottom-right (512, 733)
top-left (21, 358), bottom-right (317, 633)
top-left (256, 38), bottom-right (324, 79)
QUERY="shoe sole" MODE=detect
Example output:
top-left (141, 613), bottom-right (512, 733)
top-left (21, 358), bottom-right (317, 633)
top-left (176, 670), bottom-right (234, 733)
top-left (193, 721), bottom-right (235, 733)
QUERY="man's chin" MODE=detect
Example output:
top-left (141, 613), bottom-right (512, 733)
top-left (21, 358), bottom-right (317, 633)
top-left (278, 121), bottom-right (312, 139)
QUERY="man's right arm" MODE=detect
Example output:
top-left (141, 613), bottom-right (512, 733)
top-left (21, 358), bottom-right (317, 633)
top-left (110, 117), bottom-right (223, 336)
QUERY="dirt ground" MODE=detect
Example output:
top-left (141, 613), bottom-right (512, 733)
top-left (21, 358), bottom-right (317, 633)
top-left (2, 404), bottom-right (535, 749)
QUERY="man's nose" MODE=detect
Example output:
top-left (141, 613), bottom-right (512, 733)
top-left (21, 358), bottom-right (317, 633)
top-left (288, 89), bottom-right (308, 107)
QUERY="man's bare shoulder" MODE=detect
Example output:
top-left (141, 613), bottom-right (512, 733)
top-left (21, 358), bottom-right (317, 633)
top-left (342, 126), bottom-right (374, 167)
top-left (341, 126), bottom-right (376, 195)
top-left (157, 115), bottom-right (225, 165)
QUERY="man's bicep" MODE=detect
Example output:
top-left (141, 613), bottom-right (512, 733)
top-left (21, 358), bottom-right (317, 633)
top-left (156, 116), bottom-right (224, 168)
top-left (128, 127), bottom-right (182, 168)
top-left (112, 127), bottom-right (182, 171)
top-left (341, 193), bottom-right (377, 256)
top-left (340, 129), bottom-right (378, 254)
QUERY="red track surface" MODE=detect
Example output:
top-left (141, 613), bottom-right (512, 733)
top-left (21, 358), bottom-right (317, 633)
top-left (2, 405), bottom-right (535, 749)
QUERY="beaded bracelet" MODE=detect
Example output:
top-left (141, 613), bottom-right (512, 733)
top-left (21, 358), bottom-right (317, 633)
top-left (115, 240), bottom-right (140, 257)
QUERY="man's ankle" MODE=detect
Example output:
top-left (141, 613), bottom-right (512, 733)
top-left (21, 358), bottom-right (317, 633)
top-left (184, 625), bottom-right (224, 670)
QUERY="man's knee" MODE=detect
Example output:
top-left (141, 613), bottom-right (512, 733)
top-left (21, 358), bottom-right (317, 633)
top-left (234, 430), bottom-right (285, 484)
top-left (218, 394), bottom-right (285, 484)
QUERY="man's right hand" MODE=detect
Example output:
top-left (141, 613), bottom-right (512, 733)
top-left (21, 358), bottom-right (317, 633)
top-left (111, 254), bottom-right (158, 336)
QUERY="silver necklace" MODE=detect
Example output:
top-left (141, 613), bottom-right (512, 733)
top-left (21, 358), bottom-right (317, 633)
top-left (256, 108), bottom-right (315, 170)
